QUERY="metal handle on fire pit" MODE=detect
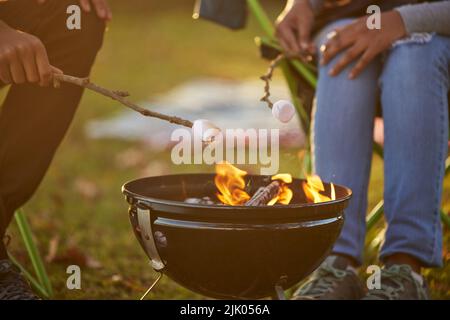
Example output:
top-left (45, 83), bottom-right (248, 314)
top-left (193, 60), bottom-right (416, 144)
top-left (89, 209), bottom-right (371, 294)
top-left (136, 203), bottom-right (165, 271)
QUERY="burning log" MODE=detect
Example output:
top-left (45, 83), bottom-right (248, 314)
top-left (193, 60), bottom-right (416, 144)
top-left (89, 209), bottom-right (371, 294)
top-left (193, 162), bottom-right (336, 207)
top-left (214, 163), bottom-right (294, 206)
top-left (245, 180), bottom-right (281, 206)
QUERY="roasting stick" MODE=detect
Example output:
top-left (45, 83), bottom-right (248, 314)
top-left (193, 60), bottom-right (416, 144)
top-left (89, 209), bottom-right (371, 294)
top-left (259, 52), bottom-right (312, 109)
top-left (259, 54), bottom-right (298, 123)
top-left (259, 54), bottom-right (284, 109)
top-left (53, 74), bottom-right (194, 128)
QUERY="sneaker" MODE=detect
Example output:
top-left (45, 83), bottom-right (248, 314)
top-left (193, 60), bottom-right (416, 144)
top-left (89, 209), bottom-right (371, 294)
top-left (0, 259), bottom-right (40, 300)
top-left (363, 264), bottom-right (429, 300)
top-left (292, 255), bottom-right (366, 300)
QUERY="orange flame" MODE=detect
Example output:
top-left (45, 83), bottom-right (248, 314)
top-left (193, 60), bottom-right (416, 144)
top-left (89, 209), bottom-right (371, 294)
top-left (215, 162), bottom-right (250, 205)
top-left (268, 174), bottom-right (293, 205)
top-left (214, 163), bottom-right (295, 206)
top-left (271, 173), bottom-right (293, 184)
top-left (302, 174), bottom-right (336, 203)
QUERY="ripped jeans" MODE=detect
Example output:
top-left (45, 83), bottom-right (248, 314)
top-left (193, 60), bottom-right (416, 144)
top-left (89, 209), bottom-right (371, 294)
top-left (312, 19), bottom-right (449, 267)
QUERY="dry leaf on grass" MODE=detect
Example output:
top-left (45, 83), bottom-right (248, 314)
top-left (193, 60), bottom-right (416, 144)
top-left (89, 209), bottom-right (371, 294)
top-left (74, 178), bottom-right (101, 201)
top-left (115, 148), bottom-right (146, 169)
top-left (139, 160), bottom-right (169, 177)
top-left (110, 274), bottom-right (146, 292)
top-left (45, 235), bottom-right (60, 263)
top-left (50, 245), bottom-right (103, 269)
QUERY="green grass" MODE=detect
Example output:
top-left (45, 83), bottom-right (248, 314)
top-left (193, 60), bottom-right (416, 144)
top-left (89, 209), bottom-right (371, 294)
top-left (3, 1), bottom-right (449, 299)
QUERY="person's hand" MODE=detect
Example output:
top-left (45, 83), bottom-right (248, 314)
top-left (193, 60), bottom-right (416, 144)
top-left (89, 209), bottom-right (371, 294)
top-left (321, 10), bottom-right (406, 79)
top-left (36, 0), bottom-right (112, 21)
top-left (0, 20), bottom-right (62, 86)
top-left (275, 0), bottom-right (315, 56)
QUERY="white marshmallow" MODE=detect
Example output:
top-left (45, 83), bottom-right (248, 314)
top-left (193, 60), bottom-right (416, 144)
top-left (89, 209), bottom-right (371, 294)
top-left (272, 100), bottom-right (296, 123)
top-left (192, 119), bottom-right (222, 142)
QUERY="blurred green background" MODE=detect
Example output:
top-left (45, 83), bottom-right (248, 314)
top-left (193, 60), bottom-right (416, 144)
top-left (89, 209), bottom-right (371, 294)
top-left (3, 0), bottom-right (449, 299)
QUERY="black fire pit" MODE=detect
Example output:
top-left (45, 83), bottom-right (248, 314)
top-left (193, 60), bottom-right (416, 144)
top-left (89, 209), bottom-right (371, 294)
top-left (122, 173), bottom-right (351, 299)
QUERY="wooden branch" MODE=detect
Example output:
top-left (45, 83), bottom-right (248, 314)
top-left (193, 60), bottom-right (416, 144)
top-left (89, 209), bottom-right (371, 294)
top-left (53, 74), bottom-right (194, 128)
top-left (245, 180), bottom-right (281, 206)
top-left (259, 54), bottom-right (284, 109)
top-left (259, 52), bottom-right (313, 110)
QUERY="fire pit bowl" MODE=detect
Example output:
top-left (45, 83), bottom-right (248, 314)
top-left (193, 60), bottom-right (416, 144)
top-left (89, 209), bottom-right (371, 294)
top-left (122, 173), bottom-right (351, 299)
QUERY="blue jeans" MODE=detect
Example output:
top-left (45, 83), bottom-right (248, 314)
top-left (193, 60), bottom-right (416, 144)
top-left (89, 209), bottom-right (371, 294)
top-left (312, 20), bottom-right (450, 267)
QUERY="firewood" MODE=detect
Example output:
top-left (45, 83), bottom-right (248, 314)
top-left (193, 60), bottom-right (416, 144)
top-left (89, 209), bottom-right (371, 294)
top-left (245, 180), bottom-right (281, 206)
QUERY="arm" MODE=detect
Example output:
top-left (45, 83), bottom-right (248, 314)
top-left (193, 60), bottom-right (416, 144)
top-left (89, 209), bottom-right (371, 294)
top-left (396, 0), bottom-right (450, 36)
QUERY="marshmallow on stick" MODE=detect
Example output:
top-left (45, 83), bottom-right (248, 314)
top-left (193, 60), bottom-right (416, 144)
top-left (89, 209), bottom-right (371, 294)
top-left (192, 119), bottom-right (222, 143)
top-left (272, 100), bottom-right (296, 123)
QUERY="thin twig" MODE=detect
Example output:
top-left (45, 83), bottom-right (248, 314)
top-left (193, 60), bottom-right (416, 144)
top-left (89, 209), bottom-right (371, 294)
top-left (53, 74), bottom-right (194, 128)
top-left (259, 54), bottom-right (284, 109)
top-left (260, 52), bottom-right (314, 110)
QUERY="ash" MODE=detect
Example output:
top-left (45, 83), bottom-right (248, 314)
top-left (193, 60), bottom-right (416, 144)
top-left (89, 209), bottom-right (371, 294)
top-left (184, 196), bottom-right (220, 205)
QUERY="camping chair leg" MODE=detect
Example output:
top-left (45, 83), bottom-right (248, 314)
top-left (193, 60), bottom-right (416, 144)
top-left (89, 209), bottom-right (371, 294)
top-left (441, 210), bottom-right (450, 229)
top-left (367, 226), bottom-right (386, 255)
top-left (441, 157), bottom-right (450, 228)
top-left (445, 157), bottom-right (449, 176)
top-left (246, 0), bottom-right (274, 38)
top-left (366, 200), bottom-right (384, 231)
top-left (373, 143), bottom-right (384, 159)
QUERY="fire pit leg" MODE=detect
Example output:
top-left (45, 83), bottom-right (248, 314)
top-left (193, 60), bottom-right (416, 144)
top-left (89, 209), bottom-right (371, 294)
top-left (140, 272), bottom-right (163, 300)
top-left (272, 275), bottom-right (288, 300)
top-left (273, 284), bottom-right (286, 300)
top-left (136, 205), bottom-right (165, 271)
